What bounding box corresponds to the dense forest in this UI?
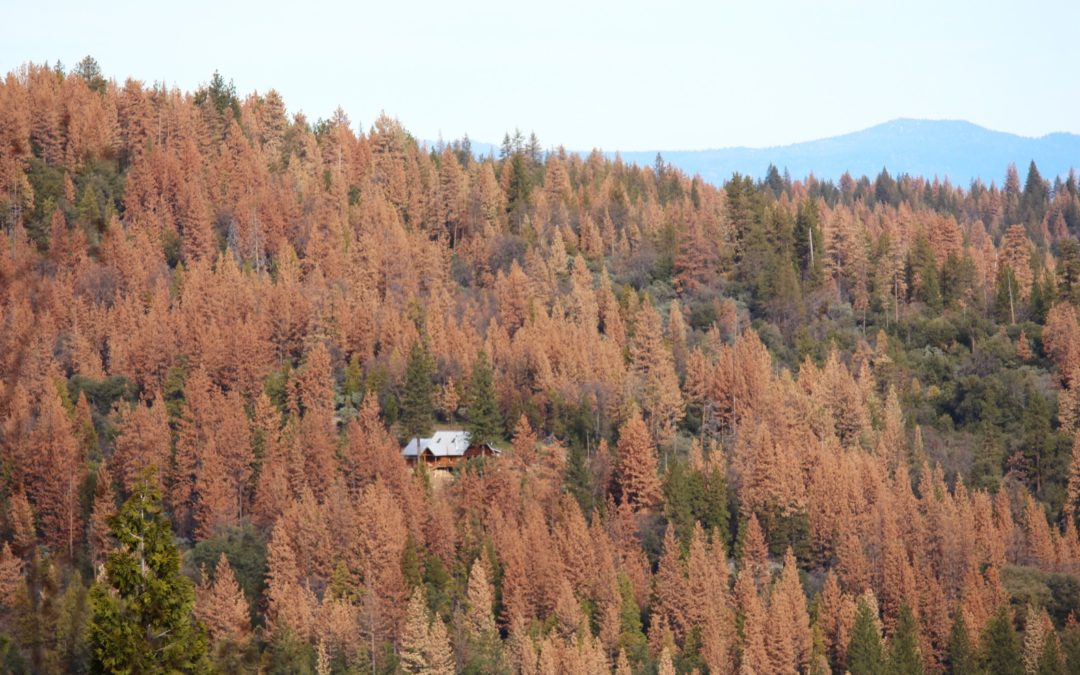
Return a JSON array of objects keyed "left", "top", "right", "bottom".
[{"left": 2, "top": 58, "right": 1080, "bottom": 674}]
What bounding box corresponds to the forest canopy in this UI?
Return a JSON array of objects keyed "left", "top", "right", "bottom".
[{"left": 1, "top": 58, "right": 1080, "bottom": 673}]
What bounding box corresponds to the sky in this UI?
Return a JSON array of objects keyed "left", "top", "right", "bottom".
[{"left": 3, "top": 0, "right": 1079, "bottom": 152}]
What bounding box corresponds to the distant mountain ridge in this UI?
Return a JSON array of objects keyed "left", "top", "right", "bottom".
[
  {"left": 433, "top": 119, "right": 1080, "bottom": 186},
  {"left": 610, "top": 119, "right": 1080, "bottom": 186}
]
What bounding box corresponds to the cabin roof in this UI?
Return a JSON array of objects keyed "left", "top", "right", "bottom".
[{"left": 402, "top": 430, "right": 498, "bottom": 458}]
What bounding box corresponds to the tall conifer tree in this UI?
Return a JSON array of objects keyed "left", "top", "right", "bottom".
[
  {"left": 885, "top": 603, "right": 923, "bottom": 675},
  {"left": 88, "top": 477, "right": 209, "bottom": 673},
  {"left": 465, "top": 350, "right": 501, "bottom": 446},
  {"left": 401, "top": 341, "right": 435, "bottom": 450},
  {"left": 981, "top": 608, "right": 1022, "bottom": 675},
  {"left": 947, "top": 612, "right": 978, "bottom": 675},
  {"left": 847, "top": 598, "right": 884, "bottom": 675}
]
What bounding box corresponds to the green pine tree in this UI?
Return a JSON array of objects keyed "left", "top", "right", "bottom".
[
  {"left": 847, "top": 598, "right": 885, "bottom": 675},
  {"left": 794, "top": 198, "right": 825, "bottom": 287},
  {"left": 907, "top": 233, "right": 942, "bottom": 312},
  {"left": 56, "top": 573, "right": 91, "bottom": 672},
  {"left": 87, "top": 476, "right": 210, "bottom": 673},
  {"left": 464, "top": 350, "right": 501, "bottom": 446},
  {"left": 662, "top": 460, "right": 703, "bottom": 547},
  {"left": 886, "top": 603, "right": 924, "bottom": 675},
  {"left": 265, "top": 631, "right": 315, "bottom": 675},
  {"left": 1056, "top": 238, "right": 1080, "bottom": 306},
  {"left": 401, "top": 533, "right": 423, "bottom": 591},
  {"left": 994, "top": 264, "right": 1021, "bottom": 324},
  {"left": 78, "top": 185, "right": 102, "bottom": 229},
  {"left": 809, "top": 624, "right": 832, "bottom": 675},
  {"left": 506, "top": 152, "right": 532, "bottom": 231},
  {"left": 727, "top": 174, "right": 767, "bottom": 289},
  {"left": 1061, "top": 620, "right": 1080, "bottom": 674},
  {"left": 1022, "top": 161, "right": 1048, "bottom": 227},
  {"left": 1037, "top": 634, "right": 1065, "bottom": 675},
  {"left": 703, "top": 465, "right": 729, "bottom": 545},
  {"left": 947, "top": 611, "right": 978, "bottom": 675},
  {"left": 661, "top": 459, "right": 728, "bottom": 550},
  {"left": 400, "top": 341, "right": 435, "bottom": 449},
  {"left": 970, "top": 424, "right": 1003, "bottom": 493},
  {"left": 73, "top": 55, "right": 106, "bottom": 94},
  {"left": 939, "top": 252, "right": 977, "bottom": 309},
  {"left": 564, "top": 443, "right": 594, "bottom": 516},
  {"left": 1030, "top": 268, "right": 1056, "bottom": 323},
  {"left": 676, "top": 626, "right": 706, "bottom": 674},
  {"left": 981, "top": 608, "right": 1022, "bottom": 675},
  {"left": 616, "top": 573, "right": 648, "bottom": 668}
]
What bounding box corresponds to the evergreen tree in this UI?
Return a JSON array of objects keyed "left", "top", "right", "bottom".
[
  {"left": 995, "top": 264, "right": 1022, "bottom": 324},
  {"left": 265, "top": 632, "right": 315, "bottom": 675},
  {"left": 762, "top": 209, "right": 804, "bottom": 329},
  {"left": 401, "top": 533, "right": 424, "bottom": 590},
  {"left": 87, "top": 476, "right": 209, "bottom": 673},
  {"left": 981, "top": 608, "right": 1022, "bottom": 675},
  {"left": 199, "top": 70, "right": 241, "bottom": 119},
  {"left": 1022, "top": 161, "right": 1048, "bottom": 228},
  {"left": 661, "top": 450, "right": 728, "bottom": 548},
  {"left": 564, "top": 443, "right": 595, "bottom": 516},
  {"left": 970, "top": 424, "right": 1003, "bottom": 493},
  {"left": 401, "top": 341, "right": 435, "bottom": 449},
  {"left": 464, "top": 350, "right": 502, "bottom": 446},
  {"left": 876, "top": 168, "right": 900, "bottom": 206},
  {"left": 616, "top": 573, "right": 648, "bottom": 668},
  {"left": 1056, "top": 238, "right": 1080, "bottom": 306},
  {"left": 809, "top": 625, "right": 832, "bottom": 675},
  {"left": 73, "top": 55, "right": 106, "bottom": 93},
  {"left": 1029, "top": 274, "right": 1050, "bottom": 324},
  {"left": 886, "top": 603, "right": 923, "bottom": 675},
  {"left": 1037, "top": 635, "right": 1065, "bottom": 675},
  {"left": 506, "top": 152, "right": 532, "bottom": 229},
  {"left": 763, "top": 164, "right": 785, "bottom": 197},
  {"left": 847, "top": 598, "right": 885, "bottom": 675},
  {"left": 939, "top": 252, "right": 977, "bottom": 309},
  {"left": 727, "top": 174, "right": 767, "bottom": 288},
  {"left": 907, "top": 233, "right": 942, "bottom": 311},
  {"left": 947, "top": 611, "right": 978, "bottom": 675},
  {"left": 1061, "top": 620, "right": 1080, "bottom": 674},
  {"left": 794, "top": 199, "right": 825, "bottom": 287}
]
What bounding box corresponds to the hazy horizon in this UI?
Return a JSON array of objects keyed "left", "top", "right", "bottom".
[
  {"left": 457, "top": 118, "right": 1080, "bottom": 155},
  {"left": 4, "top": 0, "right": 1079, "bottom": 152}
]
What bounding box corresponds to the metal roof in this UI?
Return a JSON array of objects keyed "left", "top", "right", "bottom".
[{"left": 402, "top": 430, "right": 483, "bottom": 458}]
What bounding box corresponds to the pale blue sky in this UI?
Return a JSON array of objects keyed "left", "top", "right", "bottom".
[{"left": 3, "top": 0, "right": 1078, "bottom": 151}]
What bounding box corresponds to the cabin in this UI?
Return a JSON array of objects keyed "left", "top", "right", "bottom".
[{"left": 402, "top": 430, "right": 499, "bottom": 470}]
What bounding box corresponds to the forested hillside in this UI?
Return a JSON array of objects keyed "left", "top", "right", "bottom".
[{"left": 3, "top": 59, "right": 1080, "bottom": 674}]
